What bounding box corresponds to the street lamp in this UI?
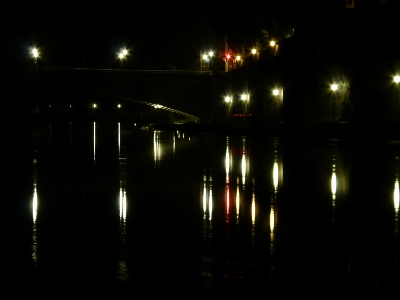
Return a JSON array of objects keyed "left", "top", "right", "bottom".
[
  {"left": 202, "top": 53, "right": 211, "bottom": 70},
  {"left": 225, "top": 96, "right": 232, "bottom": 103},
  {"left": 241, "top": 94, "right": 249, "bottom": 101},
  {"left": 251, "top": 48, "right": 257, "bottom": 55},
  {"left": 331, "top": 84, "right": 338, "bottom": 123},
  {"left": 118, "top": 104, "right": 121, "bottom": 108},
  {"left": 270, "top": 41, "right": 276, "bottom": 47},
  {"left": 93, "top": 103, "right": 97, "bottom": 108},
  {"left": 273, "top": 89, "right": 279, "bottom": 96},
  {"left": 32, "top": 48, "right": 39, "bottom": 59}
]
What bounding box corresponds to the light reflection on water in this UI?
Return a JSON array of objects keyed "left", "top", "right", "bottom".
[
  {"left": 32, "top": 158, "right": 38, "bottom": 268},
  {"left": 13, "top": 121, "right": 400, "bottom": 297}
]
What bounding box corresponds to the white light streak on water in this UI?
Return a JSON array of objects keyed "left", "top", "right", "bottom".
[
  {"left": 273, "top": 161, "right": 278, "bottom": 190},
  {"left": 395, "top": 178, "right": 399, "bottom": 210},
  {"left": 118, "top": 122, "right": 120, "bottom": 156},
  {"left": 331, "top": 171, "right": 337, "bottom": 200}
]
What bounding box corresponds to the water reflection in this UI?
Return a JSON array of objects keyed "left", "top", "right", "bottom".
[
  {"left": 32, "top": 158, "right": 38, "bottom": 268},
  {"left": 332, "top": 154, "right": 337, "bottom": 226},
  {"left": 270, "top": 143, "right": 281, "bottom": 276},
  {"left": 395, "top": 173, "right": 399, "bottom": 211},
  {"left": 117, "top": 124, "right": 128, "bottom": 282},
  {"left": 118, "top": 122, "right": 120, "bottom": 156},
  {"left": 154, "top": 131, "right": 161, "bottom": 168}
]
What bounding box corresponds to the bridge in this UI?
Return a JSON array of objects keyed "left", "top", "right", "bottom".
[{"left": 8, "top": 68, "right": 215, "bottom": 124}]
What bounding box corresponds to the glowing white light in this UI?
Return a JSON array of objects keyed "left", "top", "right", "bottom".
[
  {"left": 203, "top": 186, "right": 207, "bottom": 214},
  {"left": 118, "top": 122, "right": 120, "bottom": 156},
  {"left": 241, "top": 94, "right": 248, "bottom": 101},
  {"left": 208, "top": 51, "right": 213, "bottom": 57},
  {"left": 395, "top": 179, "right": 399, "bottom": 210},
  {"left": 32, "top": 48, "right": 39, "bottom": 58},
  {"left": 331, "top": 172, "right": 337, "bottom": 198},
  {"left": 241, "top": 154, "right": 246, "bottom": 184},
  {"left": 225, "top": 146, "right": 230, "bottom": 177},
  {"left": 119, "top": 188, "right": 127, "bottom": 220},
  {"left": 202, "top": 54, "right": 208, "bottom": 60},
  {"left": 118, "top": 104, "right": 121, "bottom": 108},
  {"left": 226, "top": 185, "right": 230, "bottom": 221},
  {"left": 120, "top": 188, "right": 123, "bottom": 218},
  {"left": 122, "top": 49, "right": 128, "bottom": 56},
  {"left": 209, "top": 188, "right": 213, "bottom": 220},
  {"left": 251, "top": 194, "right": 255, "bottom": 224},
  {"left": 270, "top": 41, "right": 276, "bottom": 47},
  {"left": 236, "top": 185, "right": 240, "bottom": 220},
  {"left": 273, "top": 89, "right": 279, "bottom": 96},
  {"left": 331, "top": 84, "right": 338, "bottom": 91},
  {"left": 225, "top": 96, "right": 231, "bottom": 102},
  {"left": 251, "top": 48, "right": 257, "bottom": 54},
  {"left": 93, "top": 103, "right": 97, "bottom": 108},
  {"left": 236, "top": 55, "right": 241, "bottom": 61},
  {"left": 123, "top": 191, "right": 127, "bottom": 220},
  {"left": 394, "top": 76, "right": 400, "bottom": 84},
  {"left": 33, "top": 185, "right": 38, "bottom": 222},
  {"left": 153, "top": 131, "right": 161, "bottom": 168},
  {"left": 119, "top": 53, "right": 124, "bottom": 59},
  {"left": 273, "top": 161, "right": 279, "bottom": 190}
]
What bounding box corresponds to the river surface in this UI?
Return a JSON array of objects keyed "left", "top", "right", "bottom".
[{"left": 1, "top": 121, "right": 399, "bottom": 298}]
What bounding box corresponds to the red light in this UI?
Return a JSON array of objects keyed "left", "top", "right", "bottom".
[{"left": 226, "top": 54, "right": 231, "bottom": 60}]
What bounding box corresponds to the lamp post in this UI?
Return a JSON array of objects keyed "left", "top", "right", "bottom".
[
  {"left": 236, "top": 55, "right": 241, "bottom": 68},
  {"left": 202, "top": 51, "right": 213, "bottom": 71},
  {"left": 118, "top": 49, "right": 128, "bottom": 68},
  {"left": 331, "top": 84, "right": 338, "bottom": 123},
  {"left": 395, "top": 75, "right": 400, "bottom": 120}
]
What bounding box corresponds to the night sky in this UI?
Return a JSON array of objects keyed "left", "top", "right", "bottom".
[{"left": 1, "top": 1, "right": 399, "bottom": 70}]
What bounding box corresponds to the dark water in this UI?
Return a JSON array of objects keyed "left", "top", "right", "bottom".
[{"left": 1, "top": 121, "right": 399, "bottom": 298}]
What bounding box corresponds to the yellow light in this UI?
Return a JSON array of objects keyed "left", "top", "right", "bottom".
[
  {"left": 394, "top": 75, "right": 400, "bottom": 83},
  {"left": 241, "top": 94, "right": 248, "bottom": 101},
  {"left": 331, "top": 84, "right": 338, "bottom": 91},
  {"left": 251, "top": 48, "right": 257, "bottom": 55},
  {"left": 208, "top": 51, "right": 213, "bottom": 57},
  {"left": 118, "top": 104, "right": 121, "bottom": 108},
  {"left": 32, "top": 48, "right": 39, "bottom": 58},
  {"left": 270, "top": 207, "right": 275, "bottom": 230},
  {"left": 236, "top": 55, "right": 241, "bottom": 61},
  {"left": 270, "top": 41, "right": 276, "bottom": 47},
  {"left": 273, "top": 89, "right": 279, "bottom": 96},
  {"left": 202, "top": 54, "right": 208, "bottom": 60},
  {"left": 225, "top": 96, "right": 231, "bottom": 102},
  {"left": 122, "top": 49, "right": 128, "bottom": 56},
  {"left": 93, "top": 103, "right": 97, "bottom": 108}
]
